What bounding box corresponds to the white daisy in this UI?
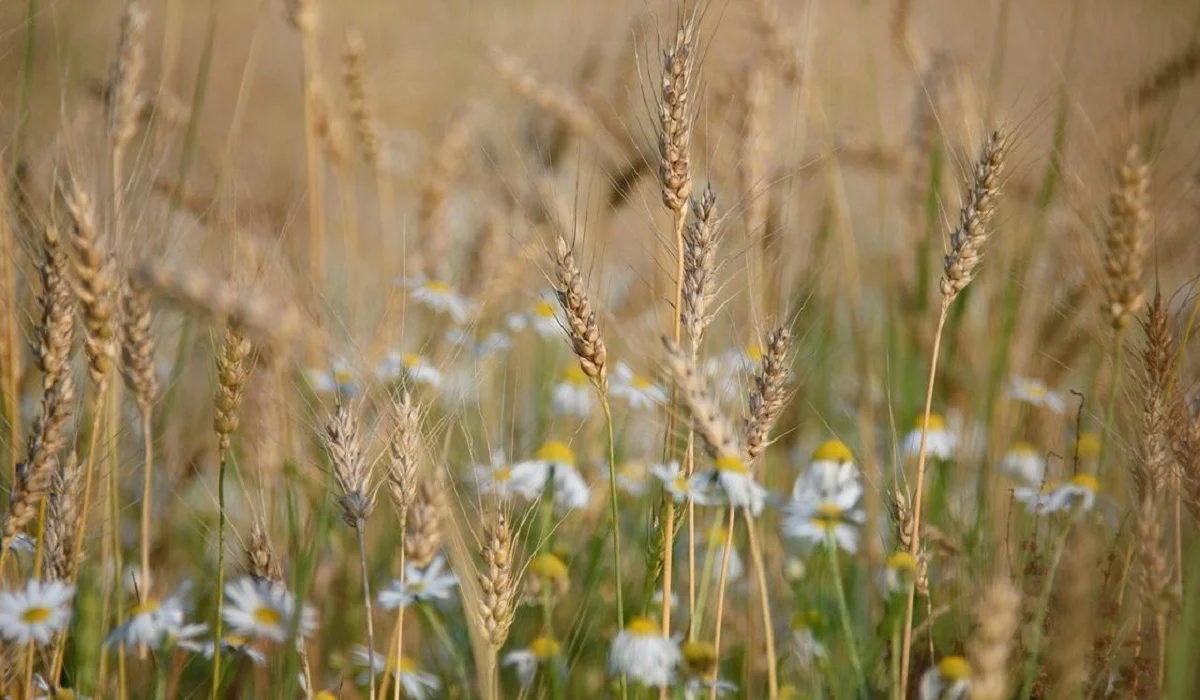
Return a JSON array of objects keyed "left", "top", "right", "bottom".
[
  {"left": 901, "top": 413, "right": 958, "bottom": 461},
  {"left": 105, "top": 582, "right": 202, "bottom": 649},
  {"left": 919, "top": 655, "right": 972, "bottom": 700},
  {"left": 0, "top": 579, "right": 75, "bottom": 645},
  {"left": 446, "top": 327, "right": 511, "bottom": 357},
  {"left": 377, "top": 352, "right": 443, "bottom": 389},
  {"left": 651, "top": 461, "right": 706, "bottom": 504},
  {"left": 608, "top": 616, "right": 681, "bottom": 687},
  {"left": 506, "top": 299, "right": 563, "bottom": 338},
  {"left": 473, "top": 450, "right": 518, "bottom": 499},
  {"left": 510, "top": 441, "right": 591, "bottom": 512},
  {"left": 221, "top": 577, "right": 317, "bottom": 643},
  {"left": 523, "top": 553, "right": 571, "bottom": 605},
  {"left": 404, "top": 278, "right": 478, "bottom": 324},
  {"left": 502, "top": 635, "right": 564, "bottom": 689},
  {"left": 1042, "top": 473, "right": 1100, "bottom": 514},
  {"left": 1007, "top": 376, "right": 1067, "bottom": 413},
  {"left": 352, "top": 646, "right": 441, "bottom": 698},
  {"left": 793, "top": 439, "right": 862, "bottom": 504},
  {"left": 605, "top": 460, "right": 648, "bottom": 496},
  {"left": 305, "top": 356, "right": 359, "bottom": 396},
  {"left": 879, "top": 551, "right": 919, "bottom": 596},
  {"left": 1013, "top": 481, "right": 1057, "bottom": 514},
  {"left": 377, "top": 556, "right": 459, "bottom": 610},
  {"left": 782, "top": 477, "right": 865, "bottom": 553},
  {"left": 32, "top": 674, "right": 91, "bottom": 700},
  {"left": 610, "top": 362, "right": 668, "bottom": 409},
  {"left": 551, "top": 365, "right": 594, "bottom": 418},
  {"left": 690, "top": 456, "right": 768, "bottom": 516},
  {"left": 791, "top": 610, "right": 828, "bottom": 667},
  {"left": 177, "top": 633, "right": 267, "bottom": 665},
  {"left": 684, "top": 677, "right": 738, "bottom": 699},
  {"left": 1001, "top": 442, "right": 1045, "bottom": 486}
]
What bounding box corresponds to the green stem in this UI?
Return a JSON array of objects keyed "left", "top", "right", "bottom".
[
  {"left": 1098, "top": 330, "right": 1127, "bottom": 475},
  {"left": 827, "top": 533, "right": 866, "bottom": 695},
  {"left": 601, "top": 396, "right": 625, "bottom": 628},
  {"left": 212, "top": 451, "right": 228, "bottom": 699},
  {"left": 1017, "top": 522, "right": 1073, "bottom": 700}
]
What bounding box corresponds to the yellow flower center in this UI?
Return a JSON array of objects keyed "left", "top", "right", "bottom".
[
  {"left": 493, "top": 466, "right": 513, "bottom": 483},
  {"left": 315, "top": 692, "right": 337, "bottom": 700},
  {"left": 333, "top": 368, "right": 354, "bottom": 385},
  {"left": 423, "top": 280, "right": 453, "bottom": 295},
  {"left": 398, "top": 655, "right": 418, "bottom": 673},
  {"left": 224, "top": 634, "right": 249, "bottom": 647},
  {"left": 915, "top": 413, "right": 946, "bottom": 431},
  {"left": 812, "top": 439, "right": 853, "bottom": 463},
  {"left": 625, "top": 616, "right": 659, "bottom": 636},
  {"left": 252, "top": 606, "right": 283, "bottom": 627},
  {"left": 791, "top": 609, "right": 822, "bottom": 631},
  {"left": 707, "top": 525, "right": 730, "bottom": 546},
  {"left": 561, "top": 365, "right": 589, "bottom": 385},
  {"left": 409, "top": 581, "right": 426, "bottom": 594},
  {"left": 1022, "top": 381, "right": 1047, "bottom": 398},
  {"left": 672, "top": 476, "right": 689, "bottom": 494},
  {"left": 1070, "top": 474, "right": 1099, "bottom": 492},
  {"left": 1076, "top": 432, "right": 1101, "bottom": 459},
  {"left": 531, "top": 635, "right": 561, "bottom": 660},
  {"left": 54, "top": 691, "right": 77, "bottom": 700},
  {"left": 1008, "top": 441, "right": 1038, "bottom": 457},
  {"left": 886, "top": 551, "right": 917, "bottom": 573},
  {"left": 631, "top": 374, "right": 654, "bottom": 390},
  {"left": 682, "top": 640, "right": 718, "bottom": 675},
  {"left": 745, "top": 344, "right": 763, "bottom": 363},
  {"left": 535, "top": 441, "right": 575, "bottom": 465},
  {"left": 529, "top": 553, "right": 569, "bottom": 581},
  {"left": 533, "top": 301, "right": 556, "bottom": 318},
  {"left": 403, "top": 354, "right": 423, "bottom": 369},
  {"left": 713, "top": 455, "right": 748, "bottom": 474},
  {"left": 938, "top": 655, "right": 971, "bottom": 681},
  {"left": 131, "top": 599, "right": 161, "bottom": 616},
  {"left": 811, "top": 502, "right": 844, "bottom": 529},
  {"left": 20, "top": 606, "right": 52, "bottom": 624}
]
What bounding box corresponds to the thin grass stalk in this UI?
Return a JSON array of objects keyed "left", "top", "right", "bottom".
[
  {"left": 357, "top": 524, "right": 378, "bottom": 700},
  {"left": 601, "top": 396, "right": 626, "bottom": 629},
  {"left": 707, "top": 508, "right": 736, "bottom": 698},
  {"left": 1017, "top": 523, "right": 1073, "bottom": 700},
  {"left": 742, "top": 508, "right": 778, "bottom": 697},
  {"left": 827, "top": 532, "right": 867, "bottom": 694}
]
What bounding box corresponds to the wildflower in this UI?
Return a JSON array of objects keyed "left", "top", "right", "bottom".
[
  {"left": 608, "top": 616, "right": 681, "bottom": 687},
  {"left": 652, "top": 461, "right": 707, "bottom": 504},
  {"left": 919, "top": 655, "right": 971, "bottom": 700},
  {"left": 783, "top": 467, "right": 865, "bottom": 553},
  {"left": 681, "top": 640, "right": 719, "bottom": 678},
  {"left": 178, "top": 633, "right": 267, "bottom": 665},
  {"left": 523, "top": 552, "right": 571, "bottom": 604},
  {"left": 551, "top": 365, "right": 594, "bottom": 418},
  {"left": 404, "top": 278, "right": 478, "bottom": 324},
  {"left": 352, "top": 646, "right": 441, "bottom": 698},
  {"left": 694, "top": 526, "right": 742, "bottom": 581},
  {"left": 305, "top": 356, "right": 359, "bottom": 396},
  {"left": 221, "top": 577, "right": 317, "bottom": 643},
  {"left": 0, "top": 579, "right": 74, "bottom": 645},
  {"left": 473, "top": 450, "right": 520, "bottom": 500},
  {"left": 32, "top": 675, "right": 91, "bottom": 700},
  {"left": 1013, "top": 481, "right": 1057, "bottom": 514},
  {"left": 506, "top": 299, "right": 563, "bottom": 338},
  {"left": 1001, "top": 442, "right": 1045, "bottom": 486},
  {"left": 377, "top": 351, "right": 443, "bottom": 389},
  {"left": 1043, "top": 473, "right": 1100, "bottom": 514},
  {"left": 502, "top": 635, "right": 564, "bottom": 689},
  {"left": 691, "top": 456, "right": 768, "bottom": 516},
  {"left": 8, "top": 533, "right": 36, "bottom": 554},
  {"left": 446, "top": 327, "right": 511, "bottom": 356},
  {"left": 790, "top": 610, "right": 828, "bottom": 667},
  {"left": 1007, "top": 376, "right": 1066, "bottom": 413},
  {"left": 1075, "top": 432, "right": 1101, "bottom": 461},
  {"left": 610, "top": 362, "right": 667, "bottom": 409},
  {"left": 106, "top": 582, "right": 203, "bottom": 649},
  {"left": 793, "top": 439, "right": 861, "bottom": 503},
  {"left": 901, "top": 413, "right": 958, "bottom": 461},
  {"left": 880, "top": 551, "right": 918, "bottom": 596},
  {"left": 685, "top": 677, "right": 738, "bottom": 699},
  {"left": 377, "top": 556, "right": 459, "bottom": 610},
  {"left": 606, "top": 460, "right": 648, "bottom": 496},
  {"left": 510, "top": 441, "right": 591, "bottom": 511}
]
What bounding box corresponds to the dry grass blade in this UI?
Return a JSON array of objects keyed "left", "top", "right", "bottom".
[
  {"left": 107, "top": 0, "right": 146, "bottom": 153},
  {"left": 1127, "top": 43, "right": 1200, "bottom": 110},
  {"left": 136, "top": 262, "right": 300, "bottom": 342},
  {"left": 416, "top": 114, "right": 472, "bottom": 281},
  {"left": 342, "top": 28, "right": 383, "bottom": 168}
]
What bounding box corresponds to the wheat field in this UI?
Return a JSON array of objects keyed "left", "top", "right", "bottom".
[{"left": 0, "top": 0, "right": 1198, "bottom": 697}]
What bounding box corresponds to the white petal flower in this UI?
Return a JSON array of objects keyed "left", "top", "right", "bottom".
[
  {"left": 879, "top": 551, "right": 919, "bottom": 596},
  {"left": 794, "top": 439, "right": 861, "bottom": 504},
  {"left": 791, "top": 611, "right": 828, "bottom": 667},
  {"left": 552, "top": 366, "right": 594, "bottom": 418},
  {"left": 507, "top": 299, "right": 563, "bottom": 338},
  {"left": 510, "top": 441, "right": 591, "bottom": 512},
  {"left": 606, "top": 460, "right": 648, "bottom": 496},
  {"left": 352, "top": 646, "right": 442, "bottom": 698},
  {"left": 377, "top": 352, "right": 443, "bottom": 388},
  {"left": 690, "top": 456, "right": 768, "bottom": 516},
  {"left": 693, "top": 526, "right": 743, "bottom": 581},
  {"left": 305, "top": 356, "right": 358, "bottom": 396},
  {"left": 782, "top": 476, "right": 865, "bottom": 553},
  {"left": 221, "top": 577, "right": 316, "bottom": 643},
  {"left": 610, "top": 362, "right": 667, "bottom": 410},
  {"left": 919, "top": 655, "right": 972, "bottom": 700},
  {"left": 177, "top": 634, "right": 267, "bottom": 666},
  {"left": 608, "top": 617, "right": 681, "bottom": 687},
  {"left": 106, "top": 581, "right": 201, "bottom": 649},
  {"left": 901, "top": 413, "right": 958, "bottom": 461},
  {"left": 377, "top": 556, "right": 459, "bottom": 611},
  {"left": 652, "top": 461, "right": 706, "bottom": 504},
  {"left": 502, "top": 636, "right": 564, "bottom": 689},
  {"left": 684, "top": 677, "right": 738, "bottom": 699},
  {"left": 1042, "top": 474, "right": 1100, "bottom": 514},
  {"left": 1001, "top": 442, "right": 1045, "bottom": 486},
  {"left": 1007, "top": 376, "right": 1067, "bottom": 413},
  {"left": 0, "top": 579, "right": 75, "bottom": 645},
  {"left": 404, "top": 279, "right": 478, "bottom": 324}
]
